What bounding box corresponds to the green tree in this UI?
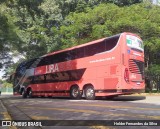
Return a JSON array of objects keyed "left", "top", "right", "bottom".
[
  {"left": 2, "top": 81, "right": 13, "bottom": 88},
  {"left": 1, "top": 0, "right": 143, "bottom": 61},
  {"left": 60, "top": 3, "right": 160, "bottom": 65},
  {"left": 0, "top": 1, "right": 21, "bottom": 70}
]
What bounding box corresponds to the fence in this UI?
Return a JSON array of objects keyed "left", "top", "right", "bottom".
[{"left": 0, "top": 87, "right": 13, "bottom": 94}]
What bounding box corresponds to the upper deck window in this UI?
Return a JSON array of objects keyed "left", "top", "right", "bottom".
[
  {"left": 37, "top": 35, "right": 120, "bottom": 67},
  {"left": 105, "top": 35, "right": 119, "bottom": 51}
]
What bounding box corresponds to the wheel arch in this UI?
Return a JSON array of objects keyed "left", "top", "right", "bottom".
[
  {"left": 70, "top": 84, "right": 79, "bottom": 90},
  {"left": 83, "top": 83, "right": 94, "bottom": 90},
  {"left": 26, "top": 87, "right": 32, "bottom": 95}
]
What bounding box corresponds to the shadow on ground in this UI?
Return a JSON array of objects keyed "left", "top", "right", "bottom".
[{"left": 0, "top": 94, "right": 146, "bottom": 102}]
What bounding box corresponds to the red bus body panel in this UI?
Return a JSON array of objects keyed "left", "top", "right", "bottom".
[{"left": 19, "top": 32, "right": 145, "bottom": 97}]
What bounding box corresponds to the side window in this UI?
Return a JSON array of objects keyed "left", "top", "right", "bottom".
[
  {"left": 45, "top": 74, "right": 52, "bottom": 83},
  {"left": 96, "top": 41, "right": 105, "bottom": 54},
  {"left": 50, "top": 55, "right": 58, "bottom": 64},
  {"left": 67, "top": 50, "right": 77, "bottom": 60},
  {"left": 29, "top": 76, "right": 34, "bottom": 84},
  {"left": 37, "top": 57, "right": 46, "bottom": 67},
  {"left": 44, "top": 56, "right": 51, "bottom": 65},
  {"left": 33, "top": 75, "right": 45, "bottom": 83},
  {"left": 85, "top": 44, "right": 97, "bottom": 56},
  {"left": 77, "top": 48, "right": 84, "bottom": 58},
  {"left": 105, "top": 36, "right": 119, "bottom": 51},
  {"left": 85, "top": 41, "right": 106, "bottom": 56},
  {"left": 38, "top": 56, "right": 52, "bottom": 66},
  {"left": 36, "top": 35, "right": 120, "bottom": 66},
  {"left": 45, "top": 73, "right": 58, "bottom": 83},
  {"left": 65, "top": 52, "right": 71, "bottom": 61},
  {"left": 55, "top": 52, "right": 67, "bottom": 63}
]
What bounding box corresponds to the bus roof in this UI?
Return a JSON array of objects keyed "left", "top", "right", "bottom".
[{"left": 42, "top": 32, "right": 140, "bottom": 57}]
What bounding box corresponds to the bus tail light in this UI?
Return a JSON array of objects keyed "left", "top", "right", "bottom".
[{"left": 124, "top": 68, "right": 129, "bottom": 83}]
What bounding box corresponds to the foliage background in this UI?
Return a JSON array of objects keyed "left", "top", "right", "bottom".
[{"left": 0, "top": 0, "right": 160, "bottom": 91}]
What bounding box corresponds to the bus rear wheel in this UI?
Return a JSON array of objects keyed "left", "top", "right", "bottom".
[
  {"left": 84, "top": 86, "right": 95, "bottom": 100},
  {"left": 70, "top": 86, "right": 81, "bottom": 99}
]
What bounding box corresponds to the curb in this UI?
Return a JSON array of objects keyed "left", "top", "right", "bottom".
[
  {"left": 0, "top": 100, "right": 17, "bottom": 129},
  {"left": 132, "top": 93, "right": 160, "bottom": 96}
]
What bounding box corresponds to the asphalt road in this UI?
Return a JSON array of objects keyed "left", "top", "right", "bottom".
[{"left": 0, "top": 94, "right": 160, "bottom": 129}]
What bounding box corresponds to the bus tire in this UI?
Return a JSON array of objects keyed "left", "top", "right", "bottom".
[
  {"left": 22, "top": 89, "right": 27, "bottom": 98},
  {"left": 28, "top": 89, "right": 33, "bottom": 98},
  {"left": 84, "top": 86, "right": 95, "bottom": 100},
  {"left": 70, "top": 86, "right": 81, "bottom": 99}
]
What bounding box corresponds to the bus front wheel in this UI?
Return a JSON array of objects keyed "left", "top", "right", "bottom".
[
  {"left": 28, "top": 89, "right": 33, "bottom": 98},
  {"left": 84, "top": 86, "right": 95, "bottom": 100},
  {"left": 22, "top": 89, "right": 27, "bottom": 98},
  {"left": 70, "top": 86, "right": 81, "bottom": 99}
]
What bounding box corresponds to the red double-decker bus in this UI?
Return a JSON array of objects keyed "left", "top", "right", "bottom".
[{"left": 11, "top": 32, "right": 145, "bottom": 99}]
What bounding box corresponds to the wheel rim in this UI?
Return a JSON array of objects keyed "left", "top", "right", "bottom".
[
  {"left": 86, "top": 88, "right": 94, "bottom": 98},
  {"left": 72, "top": 88, "right": 79, "bottom": 97},
  {"left": 22, "top": 90, "right": 27, "bottom": 98},
  {"left": 22, "top": 90, "right": 25, "bottom": 95},
  {"left": 29, "top": 90, "right": 32, "bottom": 97}
]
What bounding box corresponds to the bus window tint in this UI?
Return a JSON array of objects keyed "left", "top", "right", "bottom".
[
  {"left": 85, "top": 36, "right": 119, "bottom": 56},
  {"left": 85, "top": 41, "right": 105, "bottom": 56},
  {"left": 69, "top": 49, "right": 77, "bottom": 60},
  {"left": 77, "top": 47, "right": 84, "bottom": 58},
  {"left": 85, "top": 44, "right": 97, "bottom": 56},
  {"left": 37, "top": 35, "right": 120, "bottom": 67},
  {"left": 38, "top": 58, "right": 46, "bottom": 66},
  {"left": 33, "top": 75, "right": 45, "bottom": 83},
  {"left": 105, "top": 35, "right": 119, "bottom": 51},
  {"left": 95, "top": 41, "right": 106, "bottom": 54}
]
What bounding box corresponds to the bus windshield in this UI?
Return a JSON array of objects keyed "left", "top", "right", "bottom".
[{"left": 126, "top": 35, "right": 144, "bottom": 52}]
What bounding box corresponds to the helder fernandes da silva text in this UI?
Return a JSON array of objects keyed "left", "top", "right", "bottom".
[{"left": 114, "top": 121, "right": 158, "bottom": 126}]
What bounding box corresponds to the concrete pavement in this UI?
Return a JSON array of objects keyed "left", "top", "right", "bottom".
[
  {"left": 0, "top": 98, "right": 12, "bottom": 129},
  {"left": 0, "top": 93, "right": 160, "bottom": 129}
]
